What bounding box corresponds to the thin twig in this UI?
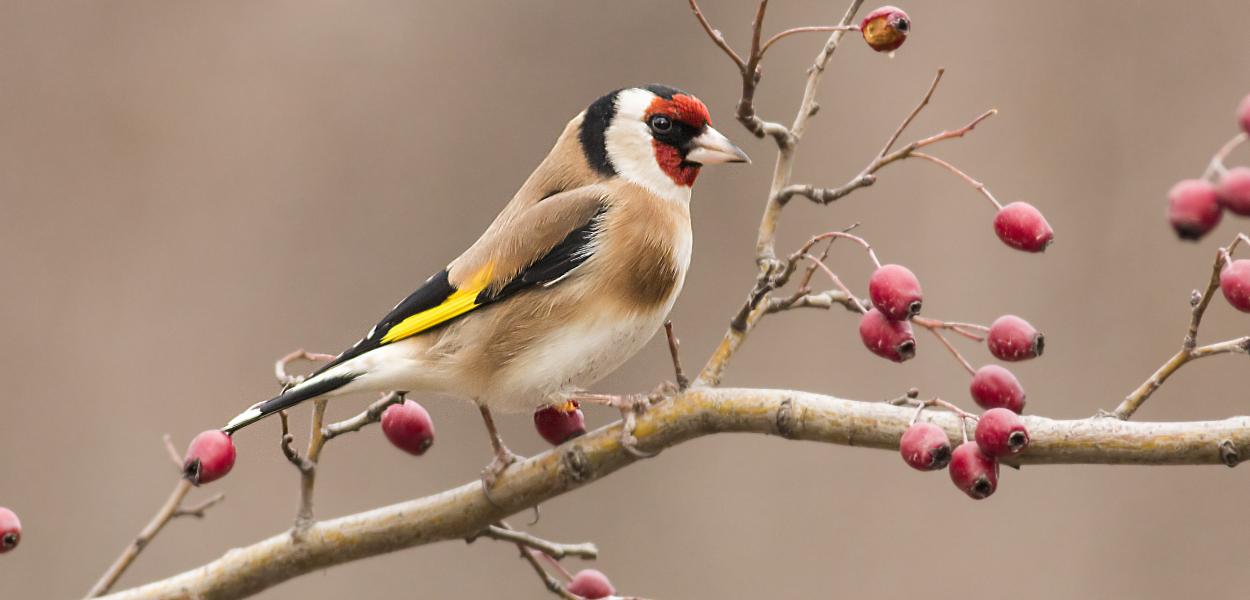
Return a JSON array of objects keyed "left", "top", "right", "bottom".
[
  {"left": 87, "top": 434, "right": 229, "bottom": 597},
  {"left": 467, "top": 524, "right": 598, "bottom": 560},
  {"left": 663, "top": 322, "right": 690, "bottom": 390},
  {"left": 1114, "top": 236, "right": 1250, "bottom": 419},
  {"left": 910, "top": 151, "right": 1003, "bottom": 210},
  {"left": 760, "top": 25, "right": 859, "bottom": 56},
  {"left": 520, "top": 549, "right": 579, "bottom": 600},
  {"left": 322, "top": 392, "right": 405, "bottom": 441},
  {"left": 86, "top": 479, "right": 195, "bottom": 597},
  {"left": 274, "top": 349, "right": 335, "bottom": 387},
  {"left": 293, "top": 399, "right": 329, "bottom": 535},
  {"left": 172, "top": 493, "right": 226, "bottom": 519},
  {"left": 686, "top": 0, "right": 746, "bottom": 70},
  {"left": 777, "top": 107, "right": 997, "bottom": 206},
  {"left": 920, "top": 325, "right": 977, "bottom": 376},
  {"left": 161, "top": 434, "right": 183, "bottom": 470},
  {"left": 880, "top": 68, "right": 945, "bottom": 157},
  {"left": 1202, "top": 132, "right": 1248, "bottom": 180}
]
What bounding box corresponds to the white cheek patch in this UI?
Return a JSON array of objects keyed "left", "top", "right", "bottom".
[{"left": 605, "top": 89, "right": 692, "bottom": 204}]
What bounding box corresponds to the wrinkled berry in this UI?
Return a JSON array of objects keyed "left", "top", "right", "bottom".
[
  {"left": 899, "top": 422, "right": 952, "bottom": 471},
  {"left": 858, "top": 308, "right": 916, "bottom": 362},
  {"left": 1217, "top": 167, "right": 1250, "bottom": 216},
  {"left": 0, "top": 508, "right": 19, "bottom": 554},
  {"left": 1168, "top": 179, "right": 1222, "bottom": 241},
  {"left": 381, "top": 399, "right": 435, "bottom": 456},
  {"left": 969, "top": 365, "right": 1026, "bottom": 413},
  {"left": 534, "top": 400, "right": 587, "bottom": 446},
  {"left": 567, "top": 569, "right": 615, "bottom": 599},
  {"left": 869, "top": 264, "right": 923, "bottom": 320},
  {"left": 975, "top": 408, "right": 1030, "bottom": 457},
  {"left": 993, "top": 202, "right": 1054, "bottom": 252},
  {"left": 949, "top": 442, "right": 998, "bottom": 499},
  {"left": 182, "top": 430, "right": 237, "bottom": 486},
  {"left": 1221, "top": 259, "right": 1250, "bottom": 313},
  {"left": 987, "top": 315, "right": 1043, "bottom": 362},
  {"left": 860, "top": 6, "right": 910, "bottom": 52}
]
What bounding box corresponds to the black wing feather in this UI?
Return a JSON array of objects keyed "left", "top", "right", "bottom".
[{"left": 311, "top": 207, "right": 604, "bottom": 377}]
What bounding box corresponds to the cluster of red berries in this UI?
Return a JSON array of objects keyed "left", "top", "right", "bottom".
[
  {"left": 900, "top": 407, "right": 1029, "bottom": 499},
  {"left": 534, "top": 400, "right": 588, "bottom": 446},
  {"left": 0, "top": 507, "right": 19, "bottom": 554},
  {"left": 858, "top": 263, "right": 924, "bottom": 361},
  {"left": 1167, "top": 93, "right": 1250, "bottom": 240}
]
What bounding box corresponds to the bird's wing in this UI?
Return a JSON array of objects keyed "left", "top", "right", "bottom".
[{"left": 310, "top": 185, "right": 610, "bottom": 376}]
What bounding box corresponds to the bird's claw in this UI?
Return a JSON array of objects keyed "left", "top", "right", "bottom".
[
  {"left": 480, "top": 448, "right": 519, "bottom": 491},
  {"left": 617, "top": 394, "right": 657, "bottom": 459}
]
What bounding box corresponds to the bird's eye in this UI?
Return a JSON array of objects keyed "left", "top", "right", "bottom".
[
  {"left": 649, "top": 115, "right": 673, "bottom": 133},
  {"left": 893, "top": 17, "right": 910, "bottom": 32}
]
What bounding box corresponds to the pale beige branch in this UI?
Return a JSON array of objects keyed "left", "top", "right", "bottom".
[{"left": 101, "top": 387, "right": 1250, "bottom": 600}]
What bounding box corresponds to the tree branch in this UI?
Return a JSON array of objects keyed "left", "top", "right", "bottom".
[{"left": 100, "top": 386, "right": 1250, "bottom": 600}]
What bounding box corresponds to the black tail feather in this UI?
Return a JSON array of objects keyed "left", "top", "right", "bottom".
[{"left": 222, "top": 373, "right": 358, "bottom": 433}]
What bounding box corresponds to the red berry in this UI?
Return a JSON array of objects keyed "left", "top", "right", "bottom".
[
  {"left": 858, "top": 308, "right": 916, "bottom": 362},
  {"left": 898, "top": 422, "right": 952, "bottom": 471},
  {"left": 182, "top": 430, "right": 237, "bottom": 486},
  {"left": 974, "top": 408, "right": 1030, "bottom": 457},
  {"left": 949, "top": 442, "right": 999, "bottom": 500},
  {"left": 969, "top": 365, "right": 1026, "bottom": 413},
  {"left": 993, "top": 202, "right": 1054, "bottom": 252},
  {"left": 381, "top": 399, "right": 435, "bottom": 456},
  {"left": 1217, "top": 167, "right": 1250, "bottom": 216},
  {"left": 1168, "top": 179, "right": 1222, "bottom": 241},
  {"left": 987, "top": 315, "right": 1043, "bottom": 362},
  {"left": 869, "top": 264, "right": 923, "bottom": 320},
  {"left": 0, "top": 507, "right": 20, "bottom": 554},
  {"left": 534, "top": 400, "right": 587, "bottom": 445},
  {"left": 567, "top": 569, "right": 615, "bottom": 599},
  {"left": 1238, "top": 93, "right": 1250, "bottom": 136},
  {"left": 1220, "top": 259, "right": 1250, "bottom": 313},
  {"left": 860, "top": 6, "right": 910, "bottom": 52}
]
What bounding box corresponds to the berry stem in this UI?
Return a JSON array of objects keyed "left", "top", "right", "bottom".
[
  {"left": 803, "top": 230, "right": 882, "bottom": 268},
  {"left": 910, "top": 151, "right": 1004, "bottom": 210},
  {"left": 913, "top": 316, "right": 989, "bottom": 342},
  {"left": 760, "top": 25, "right": 860, "bottom": 56},
  {"left": 1202, "top": 132, "right": 1248, "bottom": 181},
  {"left": 921, "top": 325, "right": 977, "bottom": 376},
  {"left": 802, "top": 253, "right": 866, "bottom": 313}
]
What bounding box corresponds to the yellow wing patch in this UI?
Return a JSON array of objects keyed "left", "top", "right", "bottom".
[{"left": 379, "top": 265, "right": 494, "bottom": 344}]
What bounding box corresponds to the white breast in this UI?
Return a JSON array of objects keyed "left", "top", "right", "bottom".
[{"left": 485, "top": 228, "right": 691, "bottom": 412}]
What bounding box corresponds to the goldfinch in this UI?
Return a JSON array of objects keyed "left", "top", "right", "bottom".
[{"left": 224, "top": 85, "right": 748, "bottom": 483}]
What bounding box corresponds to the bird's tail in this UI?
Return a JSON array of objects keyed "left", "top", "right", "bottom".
[{"left": 222, "top": 372, "right": 359, "bottom": 434}]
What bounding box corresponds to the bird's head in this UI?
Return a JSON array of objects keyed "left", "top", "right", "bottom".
[{"left": 580, "top": 85, "right": 749, "bottom": 202}]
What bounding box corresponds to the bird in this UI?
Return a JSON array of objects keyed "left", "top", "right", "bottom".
[{"left": 223, "top": 84, "right": 749, "bottom": 485}]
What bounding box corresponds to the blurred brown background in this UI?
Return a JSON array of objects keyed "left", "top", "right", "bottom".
[{"left": 3, "top": 1, "right": 1250, "bottom": 598}]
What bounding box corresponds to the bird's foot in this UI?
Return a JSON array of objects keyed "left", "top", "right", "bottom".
[
  {"left": 649, "top": 380, "right": 680, "bottom": 402},
  {"left": 569, "top": 392, "right": 660, "bottom": 458},
  {"left": 480, "top": 446, "right": 520, "bottom": 491},
  {"left": 613, "top": 393, "right": 657, "bottom": 459}
]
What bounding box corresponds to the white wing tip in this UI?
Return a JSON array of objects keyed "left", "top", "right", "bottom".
[{"left": 225, "top": 406, "right": 263, "bottom": 431}]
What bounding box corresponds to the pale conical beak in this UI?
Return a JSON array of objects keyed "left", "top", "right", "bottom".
[{"left": 685, "top": 126, "right": 751, "bottom": 165}]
